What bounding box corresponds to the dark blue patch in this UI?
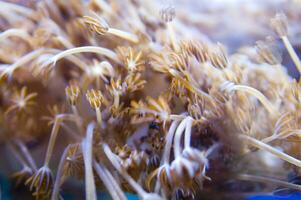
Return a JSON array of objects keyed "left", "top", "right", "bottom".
[
  {"left": 0, "top": 175, "right": 11, "bottom": 200},
  {"left": 247, "top": 193, "right": 301, "bottom": 200}
]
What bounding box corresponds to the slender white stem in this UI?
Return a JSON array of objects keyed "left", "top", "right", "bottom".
[
  {"left": 95, "top": 107, "right": 103, "bottom": 128},
  {"left": 261, "top": 113, "right": 292, "bottom": 143},
  {"left": 43, "top": 114, "right": 76, "bottom": 166},
  {"left": 44, "top": 118, "right": 62, "bottom": 166},
  {"left": 153, "top": 120, "right": 180, "bottom": 194},
  {"left": 82, "top": 123, "right": 97, "bottom": 200},
  {"left": 51, "top": 46, "right": 119, "bottom": 66},
  {"left": 280, "top": 130, "right": 301, "bottom": 139},
  {"left": 238, "top": 174, "right": 301, "bottom": 191},
  {"left": 281, "top": 36, "right": 301, "bottom": 74},
  {"left": 0, "top": 49, "right": 45, "bottom": 79},
  {"left": 54, "top": 36, "right": 75, "bottom": 49},
  {"left": 184, "top": 117, "right": 193, "bottom": 149},
  {"left": 15, "top": 140, "right": 37, "bottom": 171},
  {"left": 7, "top": 142, "right": 29, "bottom": 169},
  {"left": 108, "top": 28, "right": 139, "bottom": 43},
  {"left": 0, "top": 29, "right": 31, "bottom": 43},
  {"left": 101, "top": 166, "right": 127, "bottom": 200},
  {"left": 261, "top": 134, "right": 279, "bottom": 144},
  {"left": 93, "top": 161, "right": 126, "bottom": 200},
  {"left": 51, "top": 145, "right": 72, "bottom": 200},
  {"left": 240, "top": 134, "right": 301, "bottom": 167},
  {"left": 231, "top": 85, "right": 276, "bottom": 115},
  {"left": 167, "top": 23, "right": 179, "bottom": 51},
  {"left": 162, "top": 120, "right": 180, "bottom": 164},
  {"left": 263, "top": 130, "right": 301, "bottom": 144},
  {"left": 169, "top": 114, "right": 186, "bottom": 121},
  {"left": 173, "top": 118, "right": 189, "bottom": 158},
  {"left": 93, "top": 162, "right": 120, "bottom": 200},
  {"left": 71, "top": 105, "right": 80, "bottom": 119},
  {"left": 36, "top": 53, "right": 88, "bottom": 77},
  {"left": 102, "top": 143, "right": 147, "bottom": 197}
]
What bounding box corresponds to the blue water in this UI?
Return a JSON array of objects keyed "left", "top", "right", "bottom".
[
  {"left": 247, "top": 194, "right": 301, "bottom": 200},
  {"left": 1, "top": 175, "right": 301, "bottom": 200},
  {"left": 0, "top": 174, "right": 139, "bottom": 200}
]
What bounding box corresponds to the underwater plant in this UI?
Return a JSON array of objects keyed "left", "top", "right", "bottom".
[{"left": 1, "top": 0, "right": 301, "bottom": 200}]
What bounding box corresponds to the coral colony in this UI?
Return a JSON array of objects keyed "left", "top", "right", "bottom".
[{"left": 1, "top": 0, "right": 301, "bottom": 199}]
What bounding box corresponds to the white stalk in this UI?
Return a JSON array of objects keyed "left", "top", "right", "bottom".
[
  {"left": 93, "top": 161, "right": 126, "bottom": 200},
  {"left": 44, "top": 117, "right": 62, "bottom": 167},
  {"left": 240, "top": 134, "right": 301, "bottom": 167},
  {"left": 108, "top": 28, "right": 139, "bottom": 43},
  {"left": 169, "top": 114, "right": 185, "bottom": 121},
  {"left": 95, "top": 107, "right": 103, "bottom": 128},
  {"left": 52, "top": 145, "right": 72, "bottom": 200},
  {"left": 54, "top": 36, "right": 75, "bottom": 49},
  {"left": 261, "top": 134, "right": 279, "bottom": 144},
  {"left": 7, "top": 142, "right": 30, "bottom": 169},
  {"left": 0, "top": 48, "right": 46, "bottom": 79},
  {"left": 154, "top": 120, "right": 180, "bottom": 193},
  {"left": 51, "top": 46, "right": 119, "bottom": 66},
  {"left": 101, "top": 165, "right": 127, "bottom": 200},
  {"left": 173, "top": 117, "right": 189, "bottom": 158},
  {"left": 36, "top": 52, "right": 88, "bottom": 75},
  {"left": 238, "top": 174, "right": 301, "bottom": 191},
  {"left": 0, "top": 29, "right": 31, "bottom": 43},
  {"left": 184, "top": 117, "right": 193, "bottom": 149},
  {"left": 44, "top": 114, "right": 76, "bottom": 166},
  {"left": 82, "top": 123, "right": 97, "bottom": 200},
  {"left": 103, "top": 144, "right": 163, "bottom": 200},
  {"left": 232, "top": 85, "right": 275, "bottom": 114},
  {"left": 261, "top": 113, "right": 292, "bottom": 143},
  {"left": 263, "top": 130, "right": 301, "bottom": 144},
  {"left": 167, "top": 23, "right": 179, "bottom": 51},
  {"left": 161, "top": 120, "right": 180, "bottom": 164},
  {"left": 15, "top": 140, "right": 37, "bottom": 171},
  {"left": 221, "top": 82, "right": 276, "bottom": 115},
  {"left": 281, "top": 36, "right": 301, "bottom": 74}
]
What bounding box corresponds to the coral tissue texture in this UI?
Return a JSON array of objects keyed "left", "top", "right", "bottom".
[{"left": 1, "top": 0, "right": 301, "bottom": 199}]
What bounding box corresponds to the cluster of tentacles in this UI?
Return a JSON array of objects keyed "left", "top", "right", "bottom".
[{"left": 2, "top": 0, "right": 301, "bottom": 200}]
